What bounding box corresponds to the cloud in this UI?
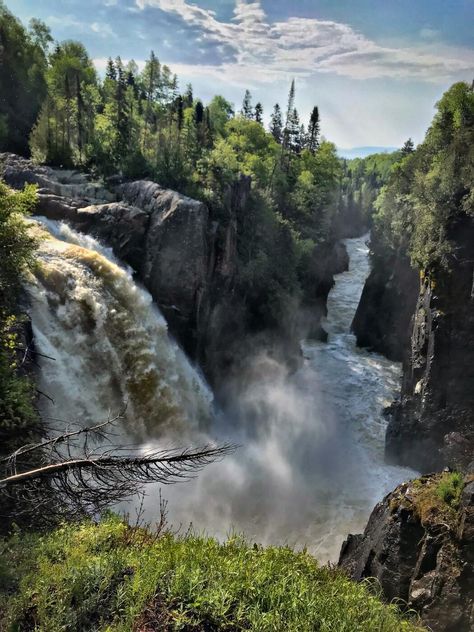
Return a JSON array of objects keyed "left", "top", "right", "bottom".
[
  {"left": 47, "top": 15, "right": 116, "bottom": 39},
  {"left": 91, "top": 21, "right": 116, "bottom": 38},
  {"left": 134, "top": 0, "right": 474, "bottom": 83}
]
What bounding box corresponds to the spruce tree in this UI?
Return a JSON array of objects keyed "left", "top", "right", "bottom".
[
  {"left": 270, "top": 103, "right": 283, "bottom": 143},
  {"left": 401, "top": 138, "right": 415, "bottom": 155},
  {"left": 283, "top": 80, "right": 296, "bottom": 150},
  {"left": 241, "top": 89, "right": 253, "bottom": 119},
  {"left": 184, "top": 83, "right": 193, "bottom": 108},
  {"left": 254, "top": 102, "right": 263, "bottom": 124},
  {"left": 308, "top": 106, "right": 320, "bottom": 153},
  {"left": 105, "top": 57, "right": 116, "bottom": 81}
]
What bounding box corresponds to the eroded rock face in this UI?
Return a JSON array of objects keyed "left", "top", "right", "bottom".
[
  {"left": 386, "top": 215, "right": 474, "bottom": 472},
  {"left": 351, "top": 247, "right": 419, "bottom": 362},
  {"left": 339, "top": 474, "right": 474, "bottom": 632},
  {"left": 118, "top": 181, "right": 210, "bottom": 357}
]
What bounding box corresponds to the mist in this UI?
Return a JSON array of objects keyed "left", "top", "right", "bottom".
[{"left": 129, "top": 236, "right": 416, "bottom": 563}]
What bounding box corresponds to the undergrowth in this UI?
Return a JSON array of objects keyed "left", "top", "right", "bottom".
[
  {"left": 391, "top": 471, "right": 464, "bottom": 528},
  {"left": 0, "top": 514, "right": 425, "bottom": 632}
]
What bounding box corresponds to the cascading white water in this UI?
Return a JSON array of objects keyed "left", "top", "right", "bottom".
[
  {"left": 28, "top": 223, "right": 415, "bottom": 563},
  {"left": 27, "top": 219, "right": 213, "bottom": 441}
]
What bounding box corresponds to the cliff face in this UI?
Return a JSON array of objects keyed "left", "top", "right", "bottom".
[
  {"left": 339, "top": 472, "right": 474, "bottom": 632},
  {"left": 1, "top": 153, "right": 347, "bottom": 389},
  {"left": 386, "top": 215, "right": 474, "bottom": 472},
  {"left": 351, "top": 247, "right": 419, "bottom": 362}
]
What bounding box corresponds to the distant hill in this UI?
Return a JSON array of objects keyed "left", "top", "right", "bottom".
[{"left": 337, "top": 146, "right": 398, "bottom": 159}]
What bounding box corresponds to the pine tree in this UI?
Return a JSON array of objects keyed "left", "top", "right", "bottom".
[
  {"left": 401, "top": 138, "right": 415, "bottom": 155},
  {"left": 269, "top": 103, "right": 283, "bottom": 143},
  {"left": 241, "top": 89, "right": 253, "bottom": 119},
  {"left": 283, "top": 107, "right": 301, "bottom": 154},
  {"left": 115, "top": 60, "right": 130, "bottom": 166},
  {"left": 105, "top": 57, "right": 116, "bottom": 81},
  {"left": 308, "top": 106, "right": 320, "bottom": 153},
  {"left": 184, "top": 83, "right": 193, "bottom": 108},
  {"left": 254, "top": 102, "right": 263, "bottom": 124},
  {"left": 283, "top": 80, "right": 296, "bottom": 150},
  {"left": 176, "top": 95, "right": 184, "bottom": 132},
  {"left": 194, "top": 100, "right": 204, "bottom": 125}
]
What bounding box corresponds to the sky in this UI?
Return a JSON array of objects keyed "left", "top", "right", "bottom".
[{"left": 11, "top": 0, "right": 474, "bottom": 149}]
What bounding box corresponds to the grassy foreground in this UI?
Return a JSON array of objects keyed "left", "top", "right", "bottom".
[{"left": 0, "top": 515, "right": 424, "bottom": 631}]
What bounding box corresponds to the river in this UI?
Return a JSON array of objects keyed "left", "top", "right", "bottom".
[{"left": 27, "top": 223, "right": 415, "bottom": 563}]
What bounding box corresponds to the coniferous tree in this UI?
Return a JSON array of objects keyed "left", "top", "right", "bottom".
[
  {"left": 241, "top": 90, "right": 253, "bottom": 119},
  {"left": 254, "top": 102, "right": 263, "bottom": 124},
  {"left": 401, "top": 137, "right": 415, "bottom": 155},
  {"left": 308, "top": 106, "right": 320, "bottom": 153},
  {"left": 269, "top": 103, "right": 283, "bottom": 143},
  {"left": 184, "top": 83, "right": 193, "bottom": 108},
  {"left": 283, "top": 79, "right": 296, "bottom": 148},
  {"left": 106, "top": 57, "right": 116, "bottom": 81},
  {"left": 194, "top": 100, "right": 204, "bottom": 125},
  {"left": 287, "top": 107, "right": 301, "bottom": 153}
]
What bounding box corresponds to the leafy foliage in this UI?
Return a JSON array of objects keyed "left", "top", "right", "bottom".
[
  {"left": 0, "top": 182, "right": 40, "bottom": 529},
  {"left": 373, "top": 82, "right": 474, "bottom": 270},
  {"left": 0, "top": 2, "right": 48, "bottom": 154},
  {"left": 0, "top": 515, "right": 424, "bottom": 631}
]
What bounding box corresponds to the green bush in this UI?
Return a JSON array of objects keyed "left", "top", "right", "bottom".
[{"left": 0, "top": 515, "right": 424, "bottom": 631}]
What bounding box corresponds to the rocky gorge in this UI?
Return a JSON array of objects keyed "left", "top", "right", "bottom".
[
  {"left": 2, "top": 145, "right": 474, "bottom": 630},
  {"left": 1, "top": 152, "right": 349, "bottom": 394}
]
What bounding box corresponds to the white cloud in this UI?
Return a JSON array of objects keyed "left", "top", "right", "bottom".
[
  {"left": 135, "top": 0, "right": 474, "bottom": 83},
  {"left": 47, "top": 15, "right": 116, "bottom": 39},
  {"left": 91, "top": 22, "right": 116, "bottom": 38}
]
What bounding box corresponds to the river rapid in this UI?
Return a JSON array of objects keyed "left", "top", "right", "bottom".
[{"left": 27, "top": 221, "right": 415, "bottom": 563}]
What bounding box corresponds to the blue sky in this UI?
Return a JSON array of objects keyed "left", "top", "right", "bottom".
[{"left": 11, "top": 0, "right": 474, "bottom": 148}]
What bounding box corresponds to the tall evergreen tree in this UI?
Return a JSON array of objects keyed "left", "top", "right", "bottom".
[
  {"left": 285, "top": 107, "right": 301, "bottom": 153},
  {"left": 283, "top": 80, "right": 296, "bottom": 150},
  {"left": 307, "top": 106, "right": 320, "bottom": 153},
  {"left": 401, "top": 138, "right": 415, "bottom": 155},
  {"left": 269, "top": 103, "right": 283, "bottom": 143},
  {"left": 254, "top": 102, "right": 263, "bottom": 124},
  {"left": 105, "top": 57, "right": 116, "bottom": 81},
  {"left": 183, "top": 83, "right": 193, "bottom": 108},
  {"left": 241, "top": 90, "right": 253, "bottom": 119}
]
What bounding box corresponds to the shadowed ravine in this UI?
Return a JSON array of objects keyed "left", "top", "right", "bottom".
[{"left": 29, "top": 222, "right": 415, "bottom": 563}]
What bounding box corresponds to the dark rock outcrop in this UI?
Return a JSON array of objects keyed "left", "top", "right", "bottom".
[
  {"left": 339, "top": 473, "right": 474, "bottom": 632},
  {"left": 351, "top": 247, "right": 419, "bottom": 362},
  {"left": 386, "top": 215, "right": 474, "bottom": 472},
  {"left": 2, "top": 153, "right": 348, "bottom": 388}
]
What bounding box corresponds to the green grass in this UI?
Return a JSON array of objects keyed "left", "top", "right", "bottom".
[
  {"left": 436, "top": 471, "right": 463, "bottom": 508},
  {"left": 0, "top": 515, "right": 424, "bottom": 631}
]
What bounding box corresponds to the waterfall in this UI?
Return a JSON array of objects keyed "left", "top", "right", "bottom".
[
  {"left": 27, "top": 224, "right": 415, "bottom": 563},
  {"left": 27, "top": 219, "right": 213, "bottom": 441}
]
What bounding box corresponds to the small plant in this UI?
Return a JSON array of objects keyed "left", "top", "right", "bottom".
[{"left": 436, "top": 471, "right": 463, "bottom": 508}]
